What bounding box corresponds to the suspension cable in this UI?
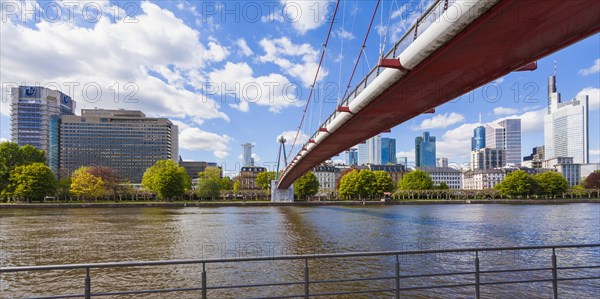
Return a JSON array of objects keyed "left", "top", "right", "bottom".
[
  {"left": 289, "top": 0, "right": 342, "bottom": 160},
  {"left": 340, "top": 0, "right": 381, "bottom": 103}
]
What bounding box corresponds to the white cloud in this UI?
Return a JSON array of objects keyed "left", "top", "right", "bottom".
[
  {"left": 0, "top": 2, "right": 230, "bottom": 124},
  {"left": 178, "top": 126, "right": 232, "bottom": 159},
  {"left": 259, "top": 37, "right": 327, "bottom": 87},
  {"left": 576, "top": 87, "right": 600, "bottom": 111},
  {"left": 278, "top": 130, "right": 309, "bottom": 146},
  {"left": 579, "top": 58, "right": 600, "bottom": 76},
  {"left": 436, "top": 123, "right": 479, "bottom": 161},
  {"left": 493, "top": 107, "right": 518, "bottom": 115},
  {"left": 280, "top": 0, "right": 332, "bottom": 35},
  {"left": 208, "top": 62, "right": 303, "bottom": 113},
  {"left": 261, "top": 11, "right": 285, "bottom": 23},
  {"left": 335, "top": 28, "right": 354, "bottom": 40},
  {"left": 414, "top": 112, "right": 465, "bottom": 130},
  {"left": 0, "top": 137, "right": 8, "bottom": 142},
  {"left": 236, "top": 38, "right": 253, "bottom": 56},
  {"left": 395, "top": 151, "right": 414, "bottom": 163},
  {"left": 493, "top": 77, "right": 505, "bottom": 84}
]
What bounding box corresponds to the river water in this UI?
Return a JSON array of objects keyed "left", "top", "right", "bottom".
[{"left": 1, "top": 204, "right": 599, "bottom": 298}]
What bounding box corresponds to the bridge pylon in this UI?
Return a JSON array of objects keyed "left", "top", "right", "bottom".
[{"left": 272, "top": 136, "right": 294, "bottom": 202}]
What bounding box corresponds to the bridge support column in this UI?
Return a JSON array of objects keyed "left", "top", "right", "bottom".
[{"left": 271, "top": 180, "right": 294, "bottom": 202}]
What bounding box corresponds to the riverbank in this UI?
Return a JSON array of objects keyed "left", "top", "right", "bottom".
[{"left": 1, "top": 198, "right": 599, "bottom": 208}]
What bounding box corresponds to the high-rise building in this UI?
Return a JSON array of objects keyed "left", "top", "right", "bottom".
[
  {"left": 59, "top": 109, "right": 178, "bottom": 183},
  {"left": 471, "top": 126, "right": 486, "bottom": 151},
  {"left": 357, "top": 142, "right": 368, "bottom": 165},
  {"left": 10, "top": 86, "right": 76, "bottom": 169},
  {"left": 544, "top": 75, "right": 588, "bottom": 165},
  {"left": 415, "top": 132, "right": 436, "bottom": 167},
  {"left": 485, "top": 119, "right": 521, "bottom": 166},
  {"left": 381, "top": 137, "right": 396, "bottom": 165},
  {"left": 367, "top": 135, "right": 382, "bottom": 165},
  {"left": 470, "top": 148, "right": 505, "bottom": 170},
  {"left": 241, "top": 143, "right": 254, "bottom": 166},
  {"left": 344, "top": 148, "right": 358, "bottom": 165},
  {"left": 436, "top": 157, "right": 448, "bottom": 168},
  {"left": 523, "top": 146, "right": 545, "bottom": 169}
]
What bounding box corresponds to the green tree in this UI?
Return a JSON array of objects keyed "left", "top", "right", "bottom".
[
  {"left": 8, "top": 163, "right": 57, "bottom": 201},
  {"left": 583, "top": 171, "right": 600, "bottom": 189},
  {"left": 397, "top": 170, "right": 434, "bottom": 190},
  {"left": 373, "top": 171, "right": 395, "bottom": 197},
  {"left": 233, "top": 180, "right": 242, "bottom": 192},
  {"left": 57, "top": 177, "right": 72, "bottom": 200},
  {"left": 495, "top": 170, "right": 536, "bottom": 197},
  {"left": 256, "top": 171, "right": 276, "bottom": 190},
  {"left": 220, "top": 176, "right": 233, "bottom": 191},
  {"left": 142, "top": 160, "right": 191, "bottom": 200},
  {"left": 294, "top": 171, "right": 319, "bottom": 200},
  {"left": 533, "top": 171, "right": 569, "bottom": 196},
  {"left": 436, "top": 182, "right": 450, "bottom": 190},
  {"left": 196, "top": 167, "right": 222, "bottom": 200},
  {"left": 338, "top": 169, "right": 359, "bottom": 200},
  {"left": 70, "top": 167, "right": 105, "bottom": 199},
  {"left": 0, "top": 142, "right": 46, "bottom": 196},
  {"left": 356, "top": 169, "right": 377, "bottom": 199}
]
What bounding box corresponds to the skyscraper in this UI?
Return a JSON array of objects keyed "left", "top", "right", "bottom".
[
  {"left": 10, "top": 86, "right": 75, "bottom": 159},
  {"left": 415, "top": 132, "right": 436, "bottom": 167},
  {"left": 485, "top": 119, "right": 521, "bottom": 166},
  {"left": 59, "top": 109, "right": 178, "bottom": 182},
  {"left": 471, "top": 126, "right": 486, "bottom": 151},
  {"left": 381, "top": 138, "right": 397, "bottom": 165},
  {"left": 544, "top": 75, "right": 588, "bottom": 164},
  {"left": 241, "top": 143, "right": 254, "bottom": 166},
  {"left": 367, "top": 135, "right": 382, "bottom": 165},
  {"left": 345, "top": 148, "right": 358, "bottom": 165},
  {"left": 357, "top": 142, "right": 368, "bottom": 165}
]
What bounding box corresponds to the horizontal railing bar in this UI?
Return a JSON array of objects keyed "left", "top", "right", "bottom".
[
  {"left": 557, "top": 276, "right": 600, "bottom": 282},
  {"left": 479, "top": 278, "right": 553, "bottom": 286},
  {"left": 310, "top": 275, "right": 394, "bottom": 284},
  {"left": 557, "top": 265, "right": 600, "bottom": 270},
  {"left": 244, "top": 295, "right": 305, "bottom": 299},
  {"left": 309, "top": 287, "right": 397, "bottom": 297},
  {"left": 480, "top": 267, "right": 553, "bottom": 274},
  {"left": 207, "top": 280, "right": 304, "bottom": 290},
  {"left": 18, "top": 294, "right": 83, "bottom": 299},
  {"left": 398, "top": 282, "right": 476, "bottom": 291},
  {"left": 90, "top": 286, "right": 204, "bottom": 296},
  {"left": 3, "top": 244, "right": 598, "bottom": 273},
  {"left": 399, "top": 270, "right": 475, "bottom": 279}
]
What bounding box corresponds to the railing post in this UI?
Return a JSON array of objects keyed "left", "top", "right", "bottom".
[
  {"left": 395, "top": 254, "right": 400, "bottom": 299},
  {"left": 202, "top": 263, "right": 207, "bottom": 299},
  {"left": 475, "top": 251, "right": 480, "bottom": 299},
  {"left": 84, "top": 267, "right": 91, "bottom": 299},
  {"left": 552, "top": 248, "right": 558, "bottom": 299},
  {"left": 304, "top": 259, "right": 310, "bottom": 299}
]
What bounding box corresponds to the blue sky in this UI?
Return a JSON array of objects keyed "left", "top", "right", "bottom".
[{"left": 1, "top": 0, "right": 598, "bottom": 176}]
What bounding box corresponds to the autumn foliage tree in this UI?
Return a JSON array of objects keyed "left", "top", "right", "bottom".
[
  {"left": 70, "top": 167, "right": 105, "bottom": 200},
  {"left": 583, "top": 171, "right": 600, "bottom": 189}
]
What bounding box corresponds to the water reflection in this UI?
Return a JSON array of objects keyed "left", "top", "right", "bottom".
[{"left": 1, "top": 204, "right": 598, "bottom": 298}]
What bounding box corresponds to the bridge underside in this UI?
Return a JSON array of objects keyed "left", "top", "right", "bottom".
[{"left": 278, "top": 0, "right": 600, "bottom": 188}]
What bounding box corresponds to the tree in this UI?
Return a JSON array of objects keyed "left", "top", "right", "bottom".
[
  {"left": 534, "top": 171, "right": 569, "bottom": 196},
  {"left": 0, "top": 142, "right": 46, "bottom": 196},
  {"left": 339, "top": 170, "right": 359, "bottom": 200},
  {"left": 233, "top": 180, "right": 242, "bottom": 192},
  {"left": 436, "top": 182, "right": 450, "bottom": 190},
  {"left": 88, "top": 166, "right": 120, "bottom": 198},
  {"left": 583, "top": 171, "right": 600, "bottom": 189},
  {"left": 256, "top": 171, "right": 276, "bottom": 190},
  {"left": 294, "top": 171, "right": 319, "bottom": 200},
  {"left": 356, "top": 169, "right": 377, "bottom": 199},
  {"left": 70, "top": 167, "right": 105, "bottom": 200},
  {"left": 9, "top": 163, "right": 57, "bottom": 201},
  {"left": 220, "top": 176, "right": 233, "bottom": 191},
  {"left": 57, "top": 177, "right": 72, "bottom": 200},
  {"left": 196, "top": 167, "right": 221, "bottom": 200},
  {"left": 397, "top": 170, "right": 434, "bottom": 190},
  {"left": 141, "top": 160, "right": 191, "bottom": 200},
  {"left": 373, "top": 171, "right": 396, "bottom": 197},
  {"left": 495, "top": 170, "right": 536, "bottom": 197}
]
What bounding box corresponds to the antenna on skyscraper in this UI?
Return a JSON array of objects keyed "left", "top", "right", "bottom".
[
  {"left": 478, "top": 113, "right": 482, "bottom": 125},
  {"left": 554, "top": 59, "right": 557, "bottom": 77}
]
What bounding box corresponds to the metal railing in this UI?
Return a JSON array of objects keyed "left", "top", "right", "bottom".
[{"left": 1, "top": 244, "right": 599, "bottom": 299}]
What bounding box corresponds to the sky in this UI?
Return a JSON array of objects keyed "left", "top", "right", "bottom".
[{"left": 0, "top": 0, "right": 598, "bottom": 176}]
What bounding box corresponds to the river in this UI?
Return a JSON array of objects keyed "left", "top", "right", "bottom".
[{"left": 1, "top": 204, "right": 599, "bottom": 298}]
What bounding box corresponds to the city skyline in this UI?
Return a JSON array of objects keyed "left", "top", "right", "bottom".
[{"left": 0, "top": 1, "right": 598, "bottom": 176}]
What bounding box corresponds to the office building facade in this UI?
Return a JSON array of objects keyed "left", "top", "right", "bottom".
[
  {"left": 436, "top": 157, "right": 449, "bottom": 168},
  {"left": 418, "top": 166, "right": 462, "bottom": 189},
  {"left": 381, "top": 138, "right": 397, "bottom": 165},
  {"left": 544, "top": 75, "right": 589, "bottom": 164},
  {"left": 471, "top": 148, "right": 505, "bottom": 170},
  {"left": 367, "top": 135, "right": 382, "bottom": 165},
  {"left": 485, "top": 119, "right": 521, "bottom": 166},
  {"left": 11, "top": 86, "right": 76, "bottom": 171},
  {"left": 59, "top": 109, "right": 178, "bottom": 183},
  {"left": 179, "top": 161, "right": 219, "bottom": 180},
  {"left": 415, "top": 132, "right": 436, "bottom": 167},
  {"left": 471, "top": 126, "right": 486, "bottom": 151},
  {"left": 345, "top": 148, "right": 358, "bottom": 166}
]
